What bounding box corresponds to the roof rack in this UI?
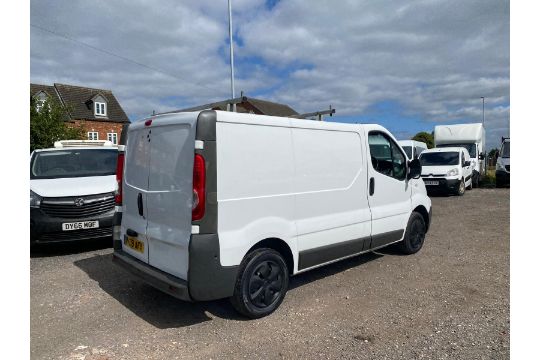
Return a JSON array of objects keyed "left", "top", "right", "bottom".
[{"left": 53, "top": 140, "right": 115, "bottom": 148}]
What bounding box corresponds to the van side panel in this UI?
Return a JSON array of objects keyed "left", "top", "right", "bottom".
[
  {"left": 216, "top": 120, "right": 297, "bottom": 268},
  {"left": 291, "top": 127, "right": 371, "bottom": 270}
]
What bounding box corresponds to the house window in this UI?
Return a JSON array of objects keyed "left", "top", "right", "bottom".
[
  {"left": 88, "top": 132, "right": 99, "bottom": 140},
  {"left": 95, "top": 102, "right": 107, "bottom": 116},
  {"left": 107, "top": 132, "right": 118, "bottom": 144},
  {"left": 35, "top": 99, "right": 46, "bottom": 112}
]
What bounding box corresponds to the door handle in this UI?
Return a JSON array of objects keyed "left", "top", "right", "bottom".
[
  {"left": 126, "top": 228, "right": 138, "bottom": 237},
  {"left": 369, "top": 177, "right": 375, "bottom": 196},
  {"left": 137, "top": 193, "right": 144, "bottom": 217}
]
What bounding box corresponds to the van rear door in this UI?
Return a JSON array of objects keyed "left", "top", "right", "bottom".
[
  {"left": 146, "top": 115, "right": 197, "bottom": 280},
  {"left": 122, "top": 123, "right": 151, "bottom": 262}
]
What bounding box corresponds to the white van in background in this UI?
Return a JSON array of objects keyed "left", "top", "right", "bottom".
[
  {"left": 398, "top": 140, "right": 428, "bottom": 160},
  {"left": 419, "top": 147, "right": 473, "bottom": 196},
  {"left": 113, "top": 110, "right": 432, "bottom": 318},
  {"left": 30, "top": 140, "right": 119, "bottom": 244},
  {"left": 434, "top": 123, "right": 485, "bottom": 187},
  {"left": 496, "top": 137, "right": 510, "bottom": 187}
]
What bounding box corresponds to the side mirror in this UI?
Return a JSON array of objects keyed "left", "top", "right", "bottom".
[
  {"left": 407, "top": 159, "right": 422, "bottom": 180},
  {"left": 464, "top": 160, "right": 471, "bottom": 167}
]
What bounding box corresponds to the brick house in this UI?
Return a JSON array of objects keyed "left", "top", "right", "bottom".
[{"left": 30, "top": 83, "right": 130, "bottom": 144}]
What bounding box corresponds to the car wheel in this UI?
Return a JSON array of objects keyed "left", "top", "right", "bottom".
[
  {"left": 230, "top": 248, "right": 289, "bottom": 319},
  {"left": 398, "top": 212, "right": 426, "bottom": 255},
  {"left": 456, "top": 178, "right": 465, "bottom": 196},
  {"left": 495, "top": 177, "right": 502, "bottom": 188}
]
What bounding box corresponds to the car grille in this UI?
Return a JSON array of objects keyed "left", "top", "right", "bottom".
[
  {"left": 40, "top": 193, "right": 115, "bottom": 219},
  {"left": 421, "top": 174, "right": 446, "bottom": 178},
  {"left": 36, "top": 227, "right": 112, "bottom": 242},
  {"left": 505, "top": 165, "right": 510, "bottom": 172}
]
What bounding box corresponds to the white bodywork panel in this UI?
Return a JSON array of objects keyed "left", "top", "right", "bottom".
[
  {"left": 364, "top": 125, "right": 412, "bottom": 240},
  {"left": 434, "top": 123, "right": 486, "bottom": 174}
]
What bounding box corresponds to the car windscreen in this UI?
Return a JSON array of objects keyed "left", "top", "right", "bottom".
[
  {"left": 501, "top": 142, "right": 510, "bottom": 158},
  {"left": 31, "top": 149, "right": 118, "bottom": 179},
  {"left": 419, "top": 152, "right": 460, "bottom": 166},
  {"left": 402, "top": 146, "right": 413, "bottom": 159},
  {"left": 437, "top": 143, "right": 476, "bottom": 157}
]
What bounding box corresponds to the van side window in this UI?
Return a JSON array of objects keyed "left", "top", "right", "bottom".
[
  {"left": 461, "top": 151, "right": 465, "bottom": 165},
  {"left": 415, "top": 146, "right": 424, "bottom": 158},
  {"left": 368, "top": 132, "right": 406, "bottom": 181}
]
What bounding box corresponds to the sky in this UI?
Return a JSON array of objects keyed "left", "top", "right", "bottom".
[{"left": 30, "top": 0, "right": 509, "bottom": 150}]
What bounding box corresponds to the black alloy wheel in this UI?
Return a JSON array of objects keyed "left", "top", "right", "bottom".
[
  {"left": 399, "top": 212, "right": 427, "bottom": 255},
  {"left": 231, "top": 248, "right": 289, "bottom": 318}
]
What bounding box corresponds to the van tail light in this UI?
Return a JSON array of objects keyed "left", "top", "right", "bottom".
[
  {"left": 192, "top": 154, "right": 206, "bottom": 221},
  {"left": 115, "top": 153, "right": 125, "bottom": 205}
]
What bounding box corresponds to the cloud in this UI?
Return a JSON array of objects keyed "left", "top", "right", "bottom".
[{"left": 31, "top": 0, "right": 509, "bottom": 148}]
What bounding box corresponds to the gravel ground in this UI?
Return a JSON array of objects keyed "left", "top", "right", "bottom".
[{"left": 31, "top": 188, "right": 509, "bottom": 360}]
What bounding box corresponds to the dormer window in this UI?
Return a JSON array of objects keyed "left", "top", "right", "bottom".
[{"left": 95, "top": 101, "right": 107, "bottom": 116}]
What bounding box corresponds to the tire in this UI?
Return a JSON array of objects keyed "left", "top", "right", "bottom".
[
  {"left": 455, "top": 178, "right": 465, "bottom": 196},
  {"left": 495, "top": 177, "right": 502, "bottom": 188},
  {"left": 398, "top": 212, "right": 427, "bottom": 255},
  {"left": 230, "top": 248, "right": 289, "bottom": 319}
]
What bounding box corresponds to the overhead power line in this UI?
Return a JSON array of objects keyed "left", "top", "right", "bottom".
[{"left": 30, "top": 23, "right": 227, "bottom": 95}]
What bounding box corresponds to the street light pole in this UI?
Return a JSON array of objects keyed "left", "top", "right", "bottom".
[
  {"left": 481, "top": 97, "right": 485, "bottom": 125},
  {"left": 228, "top": 0, "right": 236, "bottom": 112}
]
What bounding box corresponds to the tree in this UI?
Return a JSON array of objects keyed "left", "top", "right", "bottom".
[
  {"left": 30, "top": 96, "right": 85, "bottom": 152},
  {"left": 411, "top": 131, "right": 434, "bottom": 149}
]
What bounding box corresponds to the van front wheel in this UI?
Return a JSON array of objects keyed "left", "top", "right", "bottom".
[
  {"left": 230, "top": 248, "right": 289, "bottom": 319},
  {"left": 398, "top": 212, "right": 426, "bottom": 255}
]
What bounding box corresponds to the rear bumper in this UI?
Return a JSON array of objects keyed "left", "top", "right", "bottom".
[
  {"left": 422, "top": 177, "right": 461, "bottom": 193},
  {"left": 112, "top": 249, "right": 191, "bottom": 301},
  {"left": 112, "top": 233, "right": 239, "bottom": 302}
]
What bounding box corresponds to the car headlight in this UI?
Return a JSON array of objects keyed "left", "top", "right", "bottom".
[
  {"left": 30, "top": 190, "right": 42, "bottom": 208},
  {"left": 446, "top": 168, "right": 459, "bottom": 176}
]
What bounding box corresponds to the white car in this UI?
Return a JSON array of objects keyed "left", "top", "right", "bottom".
[
  {"left": 419, "top": 147, "right": 473, "bottom": 196},
  {"left": 113, "top": 110, "right": 432, "bottom": 318},
  {"left": 30, "top": 140, "right": 120, "bottom": 244}
]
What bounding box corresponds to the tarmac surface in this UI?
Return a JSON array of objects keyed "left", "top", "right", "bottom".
[{"left": 31, "top": 188, "right": 510, "bottom": 359}]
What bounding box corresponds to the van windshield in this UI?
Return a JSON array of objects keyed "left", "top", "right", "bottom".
[
  {"left": 419, "top": 152, "right": 459, "bottom": 166},
  {"left": 437, "top": 143, "right": 476, "bottom": 157},
  {"left": 31, "top": 149, "right": 118, "bottom": 179},
  {"left": 402, "top": 146, "right": 413, "bottom": 159},
  {"left": 501, "top": 141, "right": 510, "bottom": 158}
]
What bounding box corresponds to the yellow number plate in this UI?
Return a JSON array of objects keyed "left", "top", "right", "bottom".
[{"left": 124, "top": 236, "right": 144, "bottom": 253}]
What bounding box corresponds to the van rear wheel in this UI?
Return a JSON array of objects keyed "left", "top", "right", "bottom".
[
  {"left": 230, "top": 248, "right": 289, "bottom": 319},
  {"left": 398, "top": 212, "right": 426, "bottom": 255}
]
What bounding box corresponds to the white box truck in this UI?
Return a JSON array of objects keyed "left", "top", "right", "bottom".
[
  {"left": 113, "top": 110, "right": 432, "bottom": 318},
  {"left": 434, "top": 123, "right": 485, "bottom": 187}
]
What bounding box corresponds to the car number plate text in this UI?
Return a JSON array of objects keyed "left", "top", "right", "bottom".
[
  {"left": 124, "top": 236, "right": 145, "bottom": 253},
  {"left": 424, "top": 180, "right": 439, "bottom": 186},
  {"left": 62, "top": 221, "right": 99, "bottom": 231}
]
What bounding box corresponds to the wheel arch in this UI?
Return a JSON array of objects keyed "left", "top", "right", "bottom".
[
  {"left": 413, "top": 205, "right": 431, "bottom": 231},
  {"left": 247, "top": 238, "right": 294, "bottom": 275}
]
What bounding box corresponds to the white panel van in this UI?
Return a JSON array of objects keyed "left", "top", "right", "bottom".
[
  {"left": 113, "top": 110, "right": 432, "bottom": 318},
  {"left": 398, "top": 140, "right": 428, "bottom": 160}
]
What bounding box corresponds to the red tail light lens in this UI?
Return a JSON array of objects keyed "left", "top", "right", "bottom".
[
  {"left": 115, "top": 153, "right": 125, "bottom": 205},
  {"left": 192, "top": 154, "right": 206, "bottom": 221}
]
